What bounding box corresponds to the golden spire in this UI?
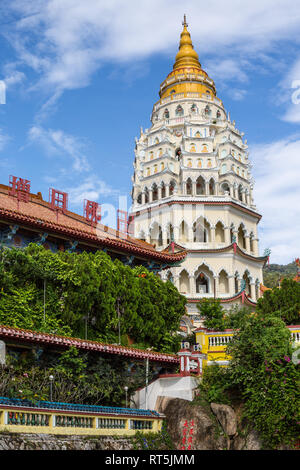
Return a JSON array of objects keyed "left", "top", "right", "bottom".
[{"left": 173, "top": 15, "right": 201, "bottom": 71}]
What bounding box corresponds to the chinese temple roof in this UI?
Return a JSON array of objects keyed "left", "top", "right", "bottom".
[
  {"left": 0, "top": 324, "right": 179, "bottom": 365},
  {"left": 0, "top": 183, "right": 186, "bottom": 266}
]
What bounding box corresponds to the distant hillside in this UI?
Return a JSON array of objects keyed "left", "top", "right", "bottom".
[{"left": 263, "top": 262, "right": 297, "bottom": 288}]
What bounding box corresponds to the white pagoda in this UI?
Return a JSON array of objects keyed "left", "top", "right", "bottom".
[{"left": 130, "top": 17, "right": 268, "bottom": 329}]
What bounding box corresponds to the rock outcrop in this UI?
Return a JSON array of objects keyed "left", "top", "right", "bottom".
[
  {"left": 157, "top": 396, "right": 263, "bottom": 450},
  {"left": 210, "top": 403, "right": 237, "bottom": 436}
]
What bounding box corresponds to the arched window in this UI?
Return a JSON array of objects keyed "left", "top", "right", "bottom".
[
  {"left": 179, "top": 270, "right": 190, "bottom": 294},
  {"left": 219, "top": 270, "right": 229, "bottom": 294},
  {"left": 202, "top": 144, "right": 208, "bottom": 153},
  {"left": 196, "top": 176, "right": 205, "bottom": 195},
  {"left": 215, "top": 222, "right": 225, "bottom": 243},
  {"left": 150, "top": 151, "right": 154, "bottom": 160},
  {"left": 221, "top": 182, "right": 230, "bottom": 195},
  {"left": 204, "top": 105, "right": 211, "bottom": 116},
  {"left": 154, "top": 137, "right": 159, "bottom": 144},
  {"left": 193, "top": 218, "right": 210, "bottom": 242},
  {"left": 238, "top": 224, "right": 246, "bottom": 249},
  {"left": 207, "top": 159, "right": 212, "bottom": 168},
  {"left": 191, "top": 103, "right": 198, "bottom": 114},
  {"left": 150, "top": 222, "right": 160, "bottom": 245},
  {"left": 187, "top": 158, "right": 192, "bottom": 168},
  {"left": 161, "top": 182, "right": 166, "bottom": 198},
  {"left": 152, "top": 184, "right": 158, "bottom": 201},
  {"left": 196, "top": 273, "right": 209, "bottom": 293},
  {"left": 166, "top": 271, "right": 174, "bottom": 283},
  {"left": 186, "top": 178, "right": 193, "bottom": 195},
  {"left": 209, "top": 178, "right": 215, "bottom": 195},
  {"left": 137, "top": 193, "right": 142, "bottom": 204},
  {"left": 176, "top": 105, "right": 184, "bottom": 116},
  {"left": 234, "top": 272, "right": 240, "bottom": 293},
  {"left": 169, "top": 181, "right": 175, "bottom": 196},
  {"left": 154, "top": 164, "right": 158, "bottom": 174},
  {"left": 164, "top": 108, "right": 170, "bottom": 119},
  {"left": 158, "top": 148, "right": 163, "bottom": 157},
  {"left": 190, "top": 143, "right": 196, "bottom": 152},
  {"left": 221, "top": 149, "right": 227, "bottom": 158},
  {"left": 195, "top": 131, "right": 201, "bottom": 138},
  {"left": 221, "top": 163, "right": 227, "bottom": 174},
  {"left": 243, "top": 270, "right": 251, "bottom": 296},
  {"left": 175, "top": 147, "right": 182, "bottom": 160},
  {"left": 238, "top": 185, "right": 243, "bottom": 201},
  {"left": 216, "top": 110, "right": 221, "bottom": 119},
  {"left": 179, "top": 221, "right": 189, "bottom": 243},
  {"left": 160, "top": 162, "right": 165, "bottom": 171},
  {"left": 144, "top": 188, "right": 149, "bottom": 204},
  {"left": 146, "top": 167, "right": 150, "bottom": 176}
]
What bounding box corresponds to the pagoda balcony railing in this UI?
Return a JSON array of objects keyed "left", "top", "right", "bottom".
[
  {"left": 153, "top": 93, "right": 223, "bottom": 112},
  {"left": 0, "top": 397, "right": 164, "bottom": 436}
]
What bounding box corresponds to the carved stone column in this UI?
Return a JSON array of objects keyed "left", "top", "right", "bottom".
[
  {"left": 162, "top": 229, "right": 168, "bottom": 246},
  {"left": 205, "top": 181, "right": 210, "bottom": 195},
  {"left": 252, "top": 238, "right": 259, "bottom": 256},
  {"left": 250, "top": 281, "right": 256, "bottom": 302},
  {"left": 224, "top": 226, "right": 231, "bottom": 245},
  {"left": 228, "top": 275, "right": 235, "bottom": 296},
  {"left": 173, "top": 225, "right": 180, "bottom": 243},
  {"left": 189, "top": 274, "right": 195, "bottom": 296},
  {"left": 210, "top": 225, "right": 216, "bottom": 247},
  {"left": 245, "top": 233, "right": 250, "bottom": 253},
  {"left": 214, "top": 275, "right": 219, "bottom": 298},
  {"left": 192, "top": 181, "right": 197, "bottom": 196}
]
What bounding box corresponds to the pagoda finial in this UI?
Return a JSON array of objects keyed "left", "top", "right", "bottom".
[{"left": 173, "top": 15, "right": 201, "bottom": 71}]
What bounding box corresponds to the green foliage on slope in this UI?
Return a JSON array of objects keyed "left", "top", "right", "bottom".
[
  {"left": 0, "top": 244, "right": 186, "bottom": 352},
  {"left": 263, "top": 261, "right": 297, "bottom": 288}
]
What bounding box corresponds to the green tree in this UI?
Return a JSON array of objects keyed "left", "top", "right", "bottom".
[
  {"left": 256, "top": 279, "right": 300, "bottom": 325},
  {"left": 197, "top": 298, "right": 227, "bottom": 330}
]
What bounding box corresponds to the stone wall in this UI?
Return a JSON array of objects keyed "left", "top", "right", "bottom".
[{"left": 0, "top": 432, "right": 134, "bottom": 451}]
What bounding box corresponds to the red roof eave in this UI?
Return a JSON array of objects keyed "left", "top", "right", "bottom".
[
  {"left": 0, "top": 324, "right": 179, "bottom": 364},
  {"left": 0, "top": 207, "right": 186, "bottom": 264}
]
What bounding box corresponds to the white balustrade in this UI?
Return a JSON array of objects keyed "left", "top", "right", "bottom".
[{"left": 208, "top": 336, "right": 232, "bottom": 347}]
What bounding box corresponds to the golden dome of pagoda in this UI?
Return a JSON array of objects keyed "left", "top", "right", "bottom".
[{"left": 159, "top": 16, "right": 217, "bottom": 99}]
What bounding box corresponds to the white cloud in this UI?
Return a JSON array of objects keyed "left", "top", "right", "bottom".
[
  {"left": 4, "top": 0, "right": 300, "bottom": 97},
  {"left": 251, "top": 135, "right": 300, "bottom": 264},
  {"left": 67, "top": 176, "right": 120, "bottom": 204},
  {"left": 27, "top": 125, "right": 89, "bottom": 172},
  {"left": 0, "top": 130, "right": 10, "bottom": 152}
]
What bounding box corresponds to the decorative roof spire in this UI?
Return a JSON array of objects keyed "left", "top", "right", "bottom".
[
  {"left": 173, "top": 16, "right": 201, "bottom": 71},
  {"left": 182, "top": 14, "right": 188, "bottom": 28}
]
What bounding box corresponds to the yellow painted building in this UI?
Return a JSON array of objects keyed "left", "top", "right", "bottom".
[{"left": 195, "top": 325, "right": 300, "bottom": 369}]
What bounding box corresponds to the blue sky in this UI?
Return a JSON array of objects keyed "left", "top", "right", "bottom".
[{"left": 0, "top": 0, "right": 300, "bottom": 264}]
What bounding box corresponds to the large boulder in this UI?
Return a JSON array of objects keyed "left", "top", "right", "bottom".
[
  {"left": 210, "top": 403, "right": 237, "bottom": 436},
  {"left": 159, "top": 397, "right": 227, "bottom": 450}
]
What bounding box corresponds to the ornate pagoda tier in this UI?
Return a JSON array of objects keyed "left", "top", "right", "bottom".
[{"left": 130, "top": 17, "right": 268, "bottom": 329}]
